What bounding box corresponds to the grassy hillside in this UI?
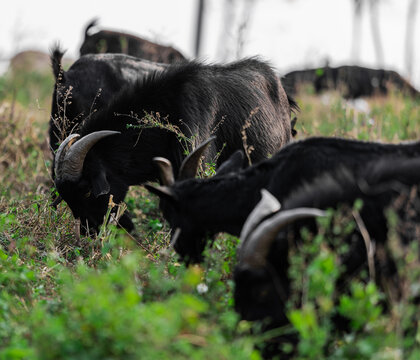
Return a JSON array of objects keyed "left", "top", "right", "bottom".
[{"left": 0, "top": 68, "right": 419, "bottom": 359}]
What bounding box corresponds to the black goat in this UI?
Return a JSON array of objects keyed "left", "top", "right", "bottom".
[
  {"left": 282, "top": 65, "right": 419, "bottom": 99},
  {"left": 234, "top": 157, "right": 420, "bottom": 357},
  {"left": 146, "top": 136, "right": 420, "bottom": 263},
  {"left": 54, "top": 58, "right": 295, "bottom": 234},
  {"left": 80, "top": 19, "right": 186, "bottom": 63}
]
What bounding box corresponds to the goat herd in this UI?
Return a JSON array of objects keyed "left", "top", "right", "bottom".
[{"left": 47, "top": 21, "right": 420, "bottom": 358}]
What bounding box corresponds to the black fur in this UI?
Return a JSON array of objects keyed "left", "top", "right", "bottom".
[
  {"left": 55, "top": 58, "right": 294, "bottom": 233},
  {"left": 149, "top": 137, "right": 420, "bottom": 263}
]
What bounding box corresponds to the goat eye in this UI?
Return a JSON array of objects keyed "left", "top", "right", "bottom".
[{"left": 84, "top": 191, "right": 91, "bottom": 198}]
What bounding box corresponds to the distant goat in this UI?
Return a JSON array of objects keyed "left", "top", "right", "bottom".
[
  {"left": 234, "top": 157, "right": 420, "bottom": 357},
  {"left": 147, "top": 136, "right": 420, "bottom": 263},
  {"left": 282, "top": 65, "right": 419, "bottom": 98},
  {"left": 80, "top": 19, "right": 186, "bottom": 63}
]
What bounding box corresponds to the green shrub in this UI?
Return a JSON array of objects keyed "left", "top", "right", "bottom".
[
  {"left": 282, "top": 203, "right": 420, "bottom": 359},
  {"left": 23, "top": 252, "right": 258, "bottom": 360}
]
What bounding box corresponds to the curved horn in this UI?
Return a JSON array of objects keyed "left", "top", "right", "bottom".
[
  {"left": 54, "top": 133, "right": 80, "bottom": 178},
  {"left": 239, "top": 189, "right": 281, "bottom": 245},
  {"left": 55, "top": 130, "right": 120, "bottom": 182},
  {"left": 178, "top": 136, "right": 216, "bottom": 180},
  {"left": 153, "top": 157, "right": 175, "bottom": 186},
  {"left": 239, "top": 207, "right": 327, "bottom": 268}
]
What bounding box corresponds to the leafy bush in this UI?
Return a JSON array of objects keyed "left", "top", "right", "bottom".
[{"left": 282, "top": 205, "right": 420, "bottom": 359}]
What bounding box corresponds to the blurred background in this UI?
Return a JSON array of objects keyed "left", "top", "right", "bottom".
[{"left": 0, "top": 0, "right": 418, "bottom": 88}]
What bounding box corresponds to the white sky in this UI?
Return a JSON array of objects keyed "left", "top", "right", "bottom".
[{"left": 0, "top": 0, "right": 419, "bottom": 87}]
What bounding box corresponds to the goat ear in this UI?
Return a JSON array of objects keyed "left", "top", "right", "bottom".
[
  {"left": 215, "top": 150, "right": 245, "bottom": 176},
  {"left": 92, "top": 170, "right": 110, "bottom": 198},
  {"left": 144, "top": 184, "right": 177, "bottom": 203}
]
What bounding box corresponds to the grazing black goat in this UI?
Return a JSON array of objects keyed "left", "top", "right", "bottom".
[
  {"left": 80, "top": 18, "right": 186, "bottom": 63},
  {"left": 234, "top": 157, "right": 420, "bottom": 357},
  {"left": 54, "top": 58, "right": 295, "bottom": 234},
  {"left": 282, "top": 65, "right": 420, "bottom": 98},
  {"left": 146, "top": 136, "right": 420, "bottom": 263}
]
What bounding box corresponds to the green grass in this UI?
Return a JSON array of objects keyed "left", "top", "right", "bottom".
[{"left": 0, "top": 70, "right": 419, "bottom": 359}]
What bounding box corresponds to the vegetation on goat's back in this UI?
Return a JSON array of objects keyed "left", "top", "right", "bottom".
[{"left": 0, "top": 70, "right": 419, "bottom": 359}]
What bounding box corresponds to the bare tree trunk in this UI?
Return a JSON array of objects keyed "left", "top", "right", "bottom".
[
  {"left": 405, "top": 0, "right": 418, "bottom": 79},
  {"left": 369, "top": 0, "right": 384, "bottom": 66},
  {"left": 236, "top": 0, "right": 257, "bottom": 59},
  {"left": 195, "top": 0, "right": 206, "bottom": 58},
  {"left": 217, "top": 0, "right": 236, "bottom": 61},
  {"left": 351, "top": 0, "right": 364, "bottom": 62}
]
